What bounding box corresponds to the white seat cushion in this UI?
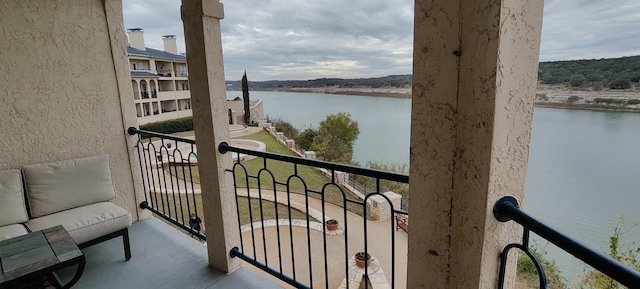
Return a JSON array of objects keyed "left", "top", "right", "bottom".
[
  {"left": 0, "top": 224, "right": 29, "bottom": 241},
  {"left": 0, "top": 169, "right": 29, "bottom": 226},
  {"left": 25, "top": 202, "right": 132, "bottom": 244},
  {"left": 22, "top": 155, "right": 116, "bottom": 218}
]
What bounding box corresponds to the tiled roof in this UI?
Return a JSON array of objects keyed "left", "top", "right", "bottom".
[
  {"left": 128, "top": 46, "right": 186, "bottom": 61},
  {"left": 130, "top": 71, "right": 159, "bottom": 77}
]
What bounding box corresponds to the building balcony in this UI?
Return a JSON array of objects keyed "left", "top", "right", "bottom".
[
  {"left": 157, "top": 70, "right": 173, "bottom": 77},
  {"left": 175, "top": 90, "right": 191, "bottom": 100},
  {"left": 157, "top": 91, "right": 176, "bottom": 101}
]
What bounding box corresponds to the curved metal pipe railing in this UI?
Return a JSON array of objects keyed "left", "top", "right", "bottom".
[
  {"left": 494, "top": 196, "right": 640, "bottom": 288},
  {"left": 127, "top": 127, "right": 409, "bottom": 289},
  {"left": 219, "top": 141, "right": 409, "bottom": 289}
]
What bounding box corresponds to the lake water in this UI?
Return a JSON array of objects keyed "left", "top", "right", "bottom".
[{"left": 234, "top": 90, "right": 640, "bottom": 283}]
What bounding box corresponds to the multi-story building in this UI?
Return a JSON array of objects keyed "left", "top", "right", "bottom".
[{"left": 127, "top": 28, "right": 192, "bottom": 125}]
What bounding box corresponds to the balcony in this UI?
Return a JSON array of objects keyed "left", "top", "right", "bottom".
[
  {"left": 4, "top": 1, "right": 639, "bottom": 288},
  {"left": 128, "top": 128, "right": 410, "bottom": 288},
  {"left": 157, "top": 70, "right": 173, "bottom": 77},
  {"left": 63, "top": 218, "right": 281, "bottom": 289},
  {"left": 126, "top": 127, "right": 640, "bottom": 289}
]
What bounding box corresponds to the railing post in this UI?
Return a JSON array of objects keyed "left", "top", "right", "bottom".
[{"left": 181, "top": 0, "right": 241, "bottom": 273}]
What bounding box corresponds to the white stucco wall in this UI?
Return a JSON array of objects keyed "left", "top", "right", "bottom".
[{"left": 0, "top": 0, "right": 142, "bottom": 219}]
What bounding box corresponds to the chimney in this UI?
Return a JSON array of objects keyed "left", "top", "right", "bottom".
[
  {"left": 162, "top": 35, "right": 178, "bottom": 54},
  {"left": 127, "top": 28, "right": 145, "bottom": 51}
]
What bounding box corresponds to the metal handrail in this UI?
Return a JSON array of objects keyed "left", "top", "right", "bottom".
[
  {"left": 218, "top": 142, "right": 408, "bottom": 183},
  {"left": 494, "top": 196, "right": 640, "bottom": 288},
  {"left": 219, "top": 141, "right": 408, "bottom": 289},
  {"left": 128, "top": 127, "right": 204, "bottom": 241}
]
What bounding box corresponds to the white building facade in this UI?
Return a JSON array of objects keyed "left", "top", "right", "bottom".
[{"left": 127, "top": 29, "right": 192, "bottom": 125}]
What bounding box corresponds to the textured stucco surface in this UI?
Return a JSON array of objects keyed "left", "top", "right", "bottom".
[
  {"left": 408, "top": 0, "right": 543, "bottom": 288},
  {"left": 0, "top": 0, "right": 141, "bottom": 219},
  {"left": 182, "top": 0, "right": 241, "bottom": 273}
]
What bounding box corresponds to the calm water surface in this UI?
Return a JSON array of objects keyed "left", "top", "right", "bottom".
[{"left": 235, "top": 90, "right": 640, "bottom": 283}]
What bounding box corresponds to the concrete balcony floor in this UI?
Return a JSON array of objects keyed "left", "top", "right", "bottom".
[{"left": 66, "top": 218, "right": 282, "bottom": 289}]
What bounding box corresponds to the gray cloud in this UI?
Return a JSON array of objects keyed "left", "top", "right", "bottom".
[
  {"left": 541, "top": 0, "right": 640, "bottom": 61},
  {"left": 123, "top": 0, "right": 640, "bottom": 81}
]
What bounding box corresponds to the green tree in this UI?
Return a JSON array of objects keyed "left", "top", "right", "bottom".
[
  {"left": 312, "top": 112, "right": 359, "bottom": 163},
  {"left": 266, "top": 116, "right": 299, "bottom": 139},
  {"left": 295, "top": 128, "right": 317, "bottom": 150},
  {"left": 242, "top": 71, "right": 250, "bottom": 124}
]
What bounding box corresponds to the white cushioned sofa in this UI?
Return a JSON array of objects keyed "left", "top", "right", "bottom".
[{"left": 0, "top": 155, "right": 132, "bottom": 260}]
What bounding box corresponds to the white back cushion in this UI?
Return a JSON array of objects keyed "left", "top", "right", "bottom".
[
  {"left": 0, "top": 169, "right": 29, "bottom": 226},
  {"left": 22, "top": 155, "right": 116, "bottom": 218}
]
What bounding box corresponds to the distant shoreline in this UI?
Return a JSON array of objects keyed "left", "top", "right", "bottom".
[
  {"left": 534, "top": 102, "right": 640, "bottom": 112},
  {"left": 273, "top": 87, "right": 411, "bottom": 99},
  {"left": 254, "top": 85, "right": 640, "bottom": 113}
]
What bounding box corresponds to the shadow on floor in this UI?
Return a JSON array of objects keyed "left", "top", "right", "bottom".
[{"left": 66, "top": 218, "right": 282, "bottom": 289}]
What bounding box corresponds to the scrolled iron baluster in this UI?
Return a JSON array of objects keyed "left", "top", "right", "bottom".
[{"left": 497, "top": 242, "right": 548, "bottom": 289}]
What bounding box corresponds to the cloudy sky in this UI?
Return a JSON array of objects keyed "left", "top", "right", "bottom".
[{"left": 123, "top": 0, "right": 640, "bottom": 81}]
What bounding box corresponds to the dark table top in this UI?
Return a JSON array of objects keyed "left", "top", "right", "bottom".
[{"left": 0, "top": 225, "right": 84, "bottom": 287}]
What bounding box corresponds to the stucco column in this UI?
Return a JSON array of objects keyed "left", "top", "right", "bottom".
[
  {"left": 181, "top": 0, "right": 240, "bottom": 273},
  {"left": 407, "top": 0, "right": 543, "bottom": 288}
]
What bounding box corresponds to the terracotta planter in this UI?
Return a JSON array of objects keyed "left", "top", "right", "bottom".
[
  {"left": 355, "top": 252, "right": 372, "bottom": 268},
  {"left": 325, "top": 219, "right": 339, "bottom": 231}
]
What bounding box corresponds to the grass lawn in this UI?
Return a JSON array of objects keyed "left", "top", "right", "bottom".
[{"left": 170, "top": 130, "right": 366, "bottom": 216}]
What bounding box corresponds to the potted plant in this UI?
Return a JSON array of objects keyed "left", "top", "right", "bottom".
[
  {"left": 355, "top": 252, "right": 372, "bottom": 268},
  {"left": 325, "top": 219, "right": 339, "bottom": 231}
]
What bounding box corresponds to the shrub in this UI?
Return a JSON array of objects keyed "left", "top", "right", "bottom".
[
  {"left": 609, "top": 79, "right": 631, "bottom": 89},
  {"left": 517, "top": 246, "right": 567, "bottom": 289},
  {"left": 139, "top": 117, "right": 193, "bottom": 134},
  {"left": 594, "top": 98, "right": 614, "bottom": 104},
  {"left": 536, "top": 93, "right": 548, "bottom": 101},
  {"left": 578, "top": 216, "right": 639, "bottom": 289},
  {"left": 295, "top": 128, "right": 318, "bottom": 150},
  {"left": 349, "top": 161, "right": 409, "bottom": 197},
  {"left": 266, "top": 116, "right": 299, "bottom": 139},
  {"left": 567, "top": 95, "right": 580, "bottom": 103},
  {"left": 570, "top": 78, "right": 585, "bottom": 87}
]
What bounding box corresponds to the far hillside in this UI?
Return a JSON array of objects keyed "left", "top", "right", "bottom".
[
  {"left": 226, "top": 55, "right": 640, "bottom": 91},
  {"left": 538, "top": 55, "right": 640, "bottom": 89},
  {"left": 226, "top": 74, "right": 411, "bottom": 91}
]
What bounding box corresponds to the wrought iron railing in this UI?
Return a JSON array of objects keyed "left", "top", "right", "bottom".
[
  {"left": 127, "top": 127, "right": 206, "bottom": 241},
  {"left": 493, "top": 196, "right": 640, "bottom": 288},
  {"left": 128, "top": 127, "right": 410, "bottom": 288},
  {"left": 219, "top": 141, "right": 409, "bottom": 289}
]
